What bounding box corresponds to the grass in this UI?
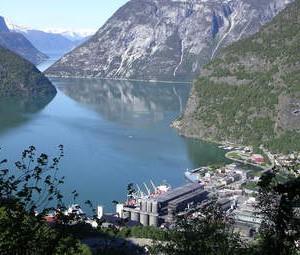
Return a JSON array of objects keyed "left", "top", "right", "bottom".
[
  {"left": 227, "top": 152, "right": 241, "bottom": 160},
  {"left": 242, "top": 181, "right": 259, "bottom": 191}
]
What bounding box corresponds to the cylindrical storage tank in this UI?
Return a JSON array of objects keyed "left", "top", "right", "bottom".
[
  {"left": 140, "top": 213, "right": 149, "bottom": 226},
  {"left": 149, "top": 215, "right": 158, "bottom": 227},
  {"left": 141, "top": 200, "right": 147, "bottom": 212},
  {"left": 152, "top": 201, "right": 158, "bottom": 214},
  {"left": 131, "top": 212, "right": 140, "bottom": 222},
  {"left": 147, "top": 201, "right": 152, "bottom": 213},
  {"left": 116, "top": 204, "right": 124, "bottom": 218}
]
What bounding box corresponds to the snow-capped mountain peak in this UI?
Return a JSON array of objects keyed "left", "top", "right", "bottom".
[
  {"left": 43, "top": 28, "right": 96, "bottom": 41},
  {"left": 5, "top": 18, "right": 95, "bottom": 41},
  {"left": 5, "top": 18, "right": 30, "bottom": 32}
]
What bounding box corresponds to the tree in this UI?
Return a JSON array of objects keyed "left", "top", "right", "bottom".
[
  {"left": 127, "top": 183, "right": 136, "bottom": 200},
  {"left": 0, "top": 145, "right": 91, "bottom": 254},
  {"left": 255, "top": 162, "right": 300, "bottom": 255},
  {"left": 152, "top": 204, "right": 246, "bottom": 255}
]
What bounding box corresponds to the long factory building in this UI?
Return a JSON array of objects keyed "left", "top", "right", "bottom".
[{"left": 120, "top": 183, "right": 209, "bottom": 227}]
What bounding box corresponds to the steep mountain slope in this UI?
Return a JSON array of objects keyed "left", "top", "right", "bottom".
[
  {"left": 0, "top": 16, "right": 48, "bottom": 65},
  {"left": 0, "top": 46, "right": 56, "bottom": 97},
  {"left": 174, "top": 0, "right": 300, "bottom": 153},
  {"left": 46, "top": 0, "right": 293, "bottom": 81}
]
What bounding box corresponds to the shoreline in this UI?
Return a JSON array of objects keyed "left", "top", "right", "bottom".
[
  {"left": 174, "top": 125, "right": 275, "bottom": 172},
  {"left": 172, "top": 121, "right": 276, "bottom": 174},
  {"left": 172, "top": 120, "right": 239, "bottom": 150},
  {"left": 225, "top": 151, "right": 273, "bottom": 172},
  {"left": 45, "top": 74, "right": 192, "bottom": 85}
]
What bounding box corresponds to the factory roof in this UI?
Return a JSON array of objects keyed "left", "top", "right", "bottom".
[
  {"left": 156, "top": 183, "right": 204, "bottom": 203},
  {"left": 168, "top": 189, "right": 209, "bottom": 207}
]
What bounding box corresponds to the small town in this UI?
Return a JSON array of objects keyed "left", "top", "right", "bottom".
[{"left": 51, "top": 144, "right": 299, "bottom": 245}]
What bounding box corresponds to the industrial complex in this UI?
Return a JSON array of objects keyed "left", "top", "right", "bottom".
[
  {"left": 70, "top": 145, "right": 299, "bottom": 240},
  {"left": 118, "top": 183, "right": 209, "bottom": 227}
]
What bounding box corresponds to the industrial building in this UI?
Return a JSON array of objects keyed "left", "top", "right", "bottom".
[{"left": 119, "top": 183, "right": 209, "bottom": 227}]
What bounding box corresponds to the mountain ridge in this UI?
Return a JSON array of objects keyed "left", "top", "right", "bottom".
[
  {"left": 46, "top": 0, "right": 293, "bottom": 81},
  {"left": 0, "top": 16, "right": 48, "bottom": 65}
]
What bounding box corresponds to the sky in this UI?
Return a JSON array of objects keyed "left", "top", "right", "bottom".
[{"left": 0, "top": 0, "right": 129, "bottom": 32}]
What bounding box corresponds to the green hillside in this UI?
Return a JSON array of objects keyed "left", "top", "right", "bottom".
[
  {"left": 177, "top": 0, "right": 300, "bottom": 154},
  {"left": 0, "top": 46, "right": 56, "bottom": 97}
]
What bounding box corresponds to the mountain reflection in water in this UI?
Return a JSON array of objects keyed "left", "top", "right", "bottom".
[
  {"left": 57, "top": 78, "right": 190, "bottom": 126},
  {"left": 0, "top": 95, "right": 55, "bottom": 133}
]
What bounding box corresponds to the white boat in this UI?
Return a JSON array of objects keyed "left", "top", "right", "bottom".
[{"left": 184, "top": 170, "right": 201, "bottom": 183}]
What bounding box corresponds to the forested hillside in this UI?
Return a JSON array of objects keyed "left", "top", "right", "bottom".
[
  {"left": 176, "top": 0, "right": 300, "bottom": 153},
  {"left": 0, "top": 46, "right": 56, "bottom": 97}
]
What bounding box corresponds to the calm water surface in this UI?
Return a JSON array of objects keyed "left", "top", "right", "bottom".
[{"left": 0, "top": 60, "right": 228, "bottom": 211}]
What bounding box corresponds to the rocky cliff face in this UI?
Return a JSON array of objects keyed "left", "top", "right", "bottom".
[
  {"left": 46, "top": 0, "right": 293, "bottom": 81},
  {"left": 0, "top": 16, "right": 48, "bottom": 65},
  {"left": 175, "top": 0, "right": 300, "bottom": 154}
]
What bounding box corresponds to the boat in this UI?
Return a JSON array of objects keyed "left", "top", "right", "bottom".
[{"left": 184, "top": 169, "right": 201, "bottom": 183}]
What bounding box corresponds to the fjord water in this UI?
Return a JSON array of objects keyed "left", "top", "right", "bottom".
[{"left": 0, "top": 76, "right": 228, "bottom": 211}]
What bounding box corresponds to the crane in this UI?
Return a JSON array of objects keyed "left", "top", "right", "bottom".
[
  {"left": 136, "top": 184, "right": 144, "bottom": 198},
  {"left": 143, "top": 182, "right": 151, "bottom": 196},
  {"left": 150, "top": 180, "right": 157, "bottom": 192}
]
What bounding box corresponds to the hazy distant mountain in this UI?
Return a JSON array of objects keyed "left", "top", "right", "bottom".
[
  {"left": 44, "top": 29, "right": 95, "bottom": 41},
  {"left": 17, "top": 29, "right": 83, "bottom": 55},
  {"left": 0, "top": 16, "right": 48, "bottom": 65},
  {"left": 7, "top": 22, "right": 93, "bottom": 56},
  {"left": 46, "top": 0, "right": 293, "bottom": 81},
  {"left": 0, "top": 16, "right": 9, "bottom": 33}
]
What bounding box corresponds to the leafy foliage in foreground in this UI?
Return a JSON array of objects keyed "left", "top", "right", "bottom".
[
  {"left": 0, "top": 146, "right": 146, "bottom": 255},
  {"left": 152, "top": 205, "right": 245, "bottom": 255},
  {"left": 0, "top": 146, "right": 90, "bottom": 254},
  {"left": 255, "top": 165, "right": 300, "bottom": 255},
  {"left": 102, "top": 225, "right": 168, "bottom": 241}
]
